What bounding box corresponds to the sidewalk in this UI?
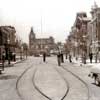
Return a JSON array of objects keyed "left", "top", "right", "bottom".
[
  {"left": 0, "top": 58, "right": 26, "bottom": 68},
  {"left": 70, "top": 57, "right": 100, "bottom": 68}
]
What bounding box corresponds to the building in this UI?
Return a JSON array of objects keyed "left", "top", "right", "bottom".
[
  {"left": 74, "top": 12, "right": 90, "bottom": 57},
  {"left": 29, "top": 27, "right": 56, "bottom": 56},
  {"left": 0, "top": 26, "right": 16, "bottom": 60},
  {"left": 0, "top": 27, "right": 7, "bottom": 60},
  {"left": 87, "top": 21, "right": 92, "bottom": 54},
  {"left": 89, "top": 2, "right": 100, "bottom": 55}
]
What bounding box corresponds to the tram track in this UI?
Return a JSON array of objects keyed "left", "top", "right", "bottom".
[
  {"left": 61, "top": 65, "right": 91, "bottom": 100},
  {"left": 32, "top": 62, "right": 70, "bottom": 100},
  {"left": 46, "top": 59, "right": 92, "bottom": 100},
  {"left": 16, "top": 59, "right": 53, "bottom": 100},
  {"left": 16, "top": 62, "right": 34, "bottom": 100},
  {"left": 54, "top": 67, "right": 70, "bottom": 100},
  {"left": 32, "top": 67, "right": 52, "bottom": 100},
  {"left": 16, "top": 57, "right": 92, "bottom": 100}
]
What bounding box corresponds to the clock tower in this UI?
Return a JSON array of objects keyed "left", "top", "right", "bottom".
[{"left": 29, "top": 27, "right": 36, "bottom": 49}]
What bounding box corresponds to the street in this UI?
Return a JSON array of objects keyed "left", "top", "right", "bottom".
[{"left": 0, "top": 56, "right": 100, "bottom": 100}]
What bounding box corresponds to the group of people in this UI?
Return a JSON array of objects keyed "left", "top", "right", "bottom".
[
  {"left": 2, "top": 51, "right": 16, "bottom": 63},
  {"left": 67, "top": 51, "right": 100, "bottom": 64},
  {"left": 42, "top": 51, "right": 100, "bottom": 66},
  {"left": 42, "top": 52, "right": 64, "bottom": 66}
]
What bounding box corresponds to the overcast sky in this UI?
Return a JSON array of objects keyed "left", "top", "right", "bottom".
[{"left": 0, "top": 0, "right": 100, "bottom": 43}]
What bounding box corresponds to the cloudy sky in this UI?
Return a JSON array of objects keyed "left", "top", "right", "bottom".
[{"left": 0, "top": 0, "right": 100, "bottom": 43}]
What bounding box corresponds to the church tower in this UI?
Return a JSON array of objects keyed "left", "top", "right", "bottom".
[{"left": 29, "top": 27, "right": 36, "bottom": 50}]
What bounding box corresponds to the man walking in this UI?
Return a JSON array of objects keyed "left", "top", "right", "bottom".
[
  {"left": 43, "top": 52, "right": 46, "bottom": 62},
  {"left": 57, "top": 52, "right": 61, "bottom": 66},
  {"left": 89, "top": 52, "right": 93, "bottom": 63},
  {"left": 61, "top": 53, "right": 64, "bottom": 63},
  {"left": 69, "top": 54, "right": 72, "bottom": 63}
]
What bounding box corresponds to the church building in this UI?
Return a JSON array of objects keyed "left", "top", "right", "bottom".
[{"left": 29, "top": 27, "right": 56, "bottom": 56}]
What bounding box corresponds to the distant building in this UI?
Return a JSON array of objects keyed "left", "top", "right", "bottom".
[{"left": 29, "top": 27, "right": 56, "bottom": 56}]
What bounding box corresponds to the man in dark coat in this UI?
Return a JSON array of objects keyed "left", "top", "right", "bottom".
[
  {"left": 43, "top": 52, "right": 46, "bottom": 62},
  {"left": 57, "top": 52, "right": 61, "bottom": 66},
  {"left": 69, "top": 54, "right": 72, "bottom": 63},
  {"left": 89, "top": 52, "right": 93, "bottom": 63}
]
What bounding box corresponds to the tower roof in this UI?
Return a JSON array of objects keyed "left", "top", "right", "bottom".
[
  {"left": 30, "top": 27, "right": 34, "bottom": 34},
  {"left": 29, "top": 27, "right": 36, "bottom": 39}
]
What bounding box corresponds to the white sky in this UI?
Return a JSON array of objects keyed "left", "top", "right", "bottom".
[{"left": 0, "top": 0, "right": 100, "bottom": 43}]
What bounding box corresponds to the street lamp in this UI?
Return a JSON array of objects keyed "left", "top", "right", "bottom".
[
  {"left": 20, "top": 46, "right": 23, "bottom": 60},
  {"left": 7, "top": 39, "right": 10, "bottom": 65},
  {"left": 82, "top": 35, "right": 87, "bottom": 64}
]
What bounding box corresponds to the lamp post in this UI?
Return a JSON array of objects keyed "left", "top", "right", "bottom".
[
  {"left": 57, "top": 42, "right": 62, "bottom": 66},
  {"left": 82, "top": 35, "right": 87, "bottom": 64},
  {"left": 2, "top": 51, "right": 5, "bottom": 71},
  {"left": 74, "top": 41, "right": 78, "bottom": 60},
  {"left": 20, "top": 46, "right": 23, "bottom": 60},
  {"left": 7, "top": 39, "right": 10, "bottom": 65}
]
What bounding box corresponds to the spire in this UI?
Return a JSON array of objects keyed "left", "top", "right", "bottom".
[
  {"left": 29, "top": 27, "right": 35, "bottom": 39},
  {"left": 31, "top": 27, "right": 34, "bottom": 33}
]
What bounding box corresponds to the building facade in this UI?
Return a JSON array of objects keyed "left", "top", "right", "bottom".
[
  {"left": 89, "top": 3, "right": 100, "bottom": 55},
  {"left": 0, "top": 26, "right": 16, "bottom": 60},
  {"left": 29, "top": 27, "right": 56, "bottom": 56},
  {"left": 69, "top": 12, "right": 90, "bottom": 58},
  {"left": 74, "top": 12, "right": 90, "bottom": 55}
]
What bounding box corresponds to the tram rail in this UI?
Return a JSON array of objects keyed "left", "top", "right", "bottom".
[{"left": 46, "top": 60, "right": 92, "bottom": 100}]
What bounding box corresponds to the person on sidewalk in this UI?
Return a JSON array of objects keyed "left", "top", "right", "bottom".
[
  {"left": 43, "top": 52, "right": 46, "bottom": 62},
  {"left": 69, "top": 54, "right": 72, "bottom": 63},
  {"left": 89, "top": 52, "right": 93, "bottom": 63},
  {"left": 98, "top": 51, "right": 100, "bottom": 63},
  {"left": 60, "top": 53, "right": 64, "bottom": 63},
  {"left": 66, "top": 53, "right": 68, "bottom": 59},
  {"left": 2, "top": 51, "right": 5, "bottom": 70},
  {"left": 12, "top": 52, "right": 16, "bottom": 62},
  {"left": 57, "top": 52, "right": 61, "bottom": 66}
]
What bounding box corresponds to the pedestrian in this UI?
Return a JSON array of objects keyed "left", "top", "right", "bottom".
[
  {"left": 66, "top": 53, "right": 67, "bottom": 59},
  {"left": 13, "top": 52, "right": 16, "bottom": 62},
  {"left": 69, "top": 54, "right": 72, "bottom": 63},
  {"left": 89, "top": 52, "right": 93, "bottom": 63},
  {"left": 61, "top": 53, "right": 64, "bottom": 63},
  {"left": 2, "top": 51, "right": 5, "bottom": 70},
  {"left": 98, "top": 51, "right": 100, "bottom": 63},
  {"left": 43, "top": 52, "right": 46, "bottom": 62},
  {"left": 83, "top": 53, "right": 86, "bottom": 64},
  {"left": 95, "top": 52, "right": 98, "bottom": 63},
  {"left": 57, "top": 52, "right": 61, "bottom": 66}
]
